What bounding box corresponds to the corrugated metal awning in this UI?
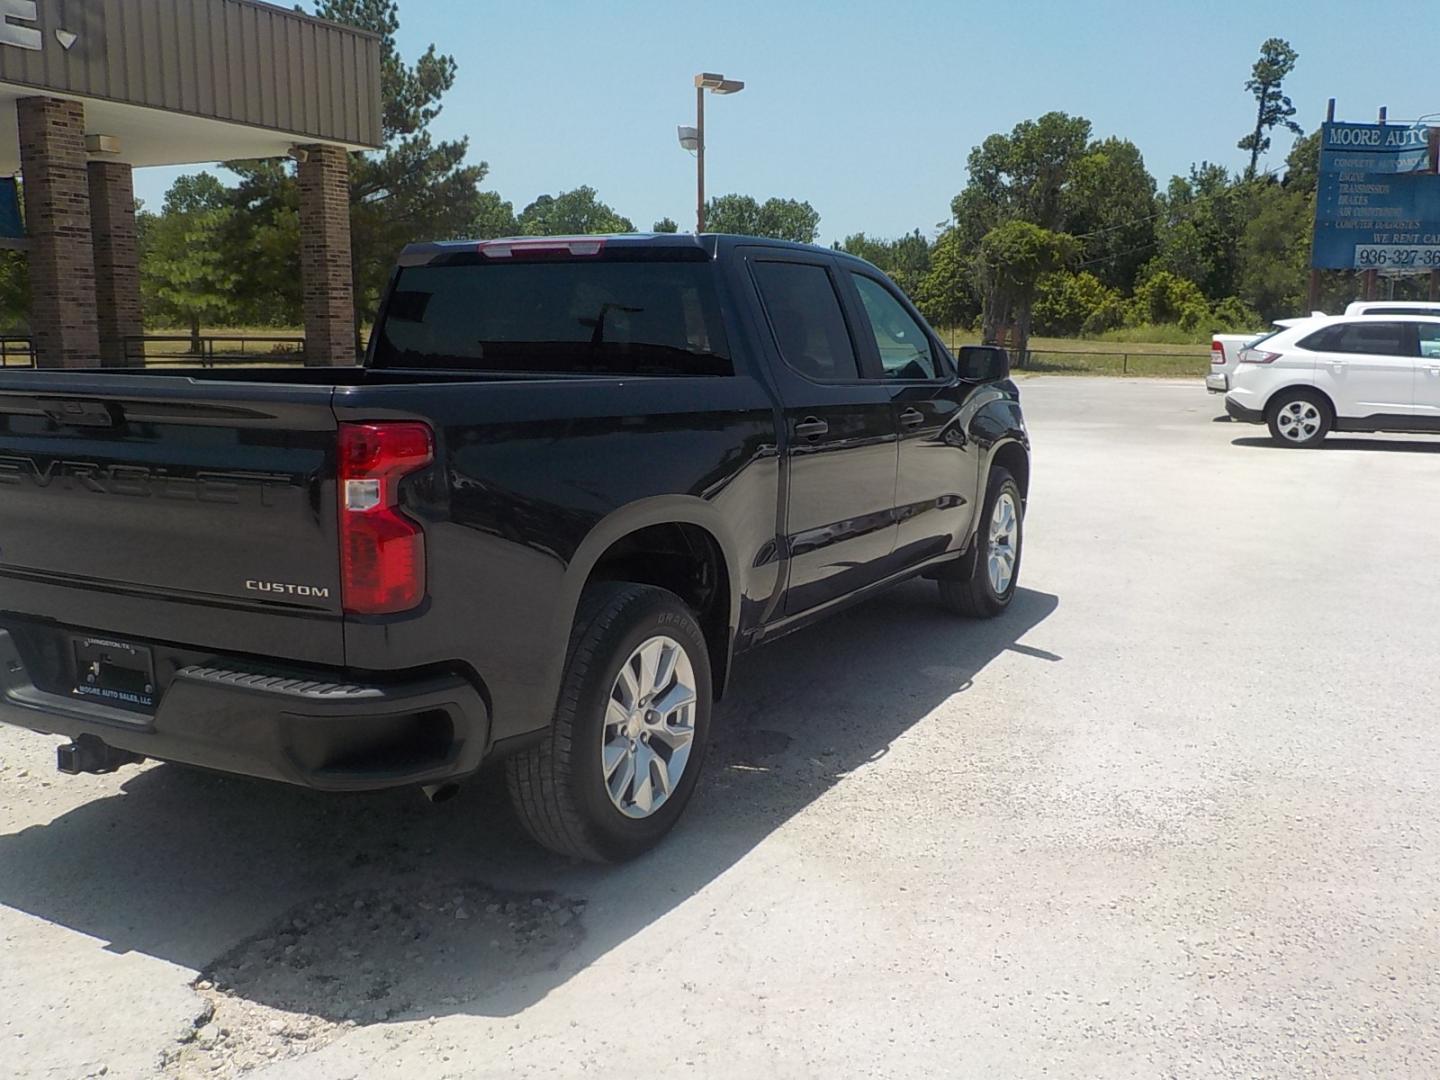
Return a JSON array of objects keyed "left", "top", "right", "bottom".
[{"left": 0, "top": 0, "right": 383, "bottom": 168}]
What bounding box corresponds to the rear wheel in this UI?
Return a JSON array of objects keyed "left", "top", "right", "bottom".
[
  {"left": 1266, "top": 389, "right": 1332, "bottom": 448},
  {"left": 505, "top": 583, "right": 712, "bottom": 862},
  {"left": 938, "top": 468, "right": 1024, "bottom": 618}
]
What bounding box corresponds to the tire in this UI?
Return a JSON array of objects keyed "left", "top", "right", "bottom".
[
  {"left": 938, "top": 468, "right": 1024, "bottom": 618},
  {"left": 1266, "top": 388, "right": 1332, "bottom": 448},
  {"left": 505, "top": 583, "right": 713, "bottom": 863}
]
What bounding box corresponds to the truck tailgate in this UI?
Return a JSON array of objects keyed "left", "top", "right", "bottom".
[{"left": 0, "top": 373, "right": 344, "bottom": 665}]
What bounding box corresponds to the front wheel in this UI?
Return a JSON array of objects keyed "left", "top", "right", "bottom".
[
  {"left": 505, "top": 583, "right": 712, "bottom": 863},
  {"left": 1266, "top": 389, "right": 1332, "bottom": 448},
  {"left": 938, "top": 468, "right": 1024, "bottom": 618}
]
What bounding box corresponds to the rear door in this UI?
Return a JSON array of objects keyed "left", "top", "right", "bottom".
[
  {"left": 0, "top": 374, "right": 345, "bottom": 664},
  {"left": 842, "top": 268, "right": 978, "bottom": 568},
  {"left": 1301, "top": 320, "right": 1417, "bottom": 417},
  {"left": 744, "top": 251, "right": 899, "bottom": 615}
]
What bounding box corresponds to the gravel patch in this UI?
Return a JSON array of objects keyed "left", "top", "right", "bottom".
[{"left": 160, "top": 880, "right": 585, "bottom": 1077}]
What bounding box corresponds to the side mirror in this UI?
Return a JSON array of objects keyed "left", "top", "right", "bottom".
[{"left": 957, "top": 345, "right": 1010, "bottom": 382}]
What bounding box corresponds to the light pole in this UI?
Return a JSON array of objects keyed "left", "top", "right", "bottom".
[{"left": 678, "top": 72, "right": 744, "bottom": 233}]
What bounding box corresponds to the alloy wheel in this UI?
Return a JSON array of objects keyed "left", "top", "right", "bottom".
[
  {"left": 1276, "top": 399, "right": 1322, "bottom": 443},
  {"left": 601, "top": 635, "right": 698, "bottom": 819},
  {"left": 988, "top": 491, "right": 1019, "bottom": 595}
]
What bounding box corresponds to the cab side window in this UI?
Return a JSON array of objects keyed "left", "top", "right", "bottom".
[
  {"left": 751, "top": 261, "right": 861, "bottom": 381},
  {"left": 850, "top": 273, "right": 941, "bottom": 380}
]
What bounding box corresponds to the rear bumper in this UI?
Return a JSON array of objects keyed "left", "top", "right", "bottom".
[
  {"left": 0, "top": 628, "right": 491, "bottom": 791},
  {"left": 1206, "top": 371, "right": 1229, "bottom": 393},
  {"left": 1225, "top": 397, "right": 1265, "bottom": 424}
]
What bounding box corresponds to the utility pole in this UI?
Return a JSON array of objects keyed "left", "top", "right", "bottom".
[
  {"left": 696, "top": 82, "right": 706, "bottom": 234},
  {"left": 1362, "top": 104, "right": 1387, "bottom": 302}
]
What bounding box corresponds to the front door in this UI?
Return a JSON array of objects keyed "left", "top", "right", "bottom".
[
  {"left": 1305, "top": 320, "right": 1417, "bottom": 417},
  {"left": 843, "top": 269, "right": 979, "bottom": 567},
  {"left": 1411, "top": 322, "right": 1440, "bottom": 420},
  {"left": 745, "top": 253, "right": 899, "bottom": 615}
]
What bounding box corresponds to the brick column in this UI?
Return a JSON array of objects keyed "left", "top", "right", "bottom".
[
  {"left": 88, "top": 160, "right": 142, "bottom": 367},
  {"left": 18, "top": 97, "right": 100, "bottom": 368},
  {"left": 297, "top": 144, "right": 356, "bottom": 366}
]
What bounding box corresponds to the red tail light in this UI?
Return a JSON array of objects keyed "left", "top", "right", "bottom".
[
  {"left": 338, "top": 422, "right": 434, "bottom": 615},
  {"left": 1211, "top": 342, "right": 1226, "bottom": 366},
  {"left": 1238, "top": 349, "right": 1281, "bottom": 365}
]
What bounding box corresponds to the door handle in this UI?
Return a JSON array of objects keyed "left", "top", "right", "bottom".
[
  {"left": 794, "top": 417, "right": 829, "bottom": 439},
  {"left": 900, "top": 407, "right": 925, "bottom": 427}
]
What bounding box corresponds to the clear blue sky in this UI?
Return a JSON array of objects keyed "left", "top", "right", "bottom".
[{"left": 137, "top": 0, "right": 1440, "bottom": 245}]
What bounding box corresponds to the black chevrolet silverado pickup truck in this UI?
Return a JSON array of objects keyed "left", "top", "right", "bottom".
[{"left": 0, "top": 233, "right": 1029, "bottom": 861}]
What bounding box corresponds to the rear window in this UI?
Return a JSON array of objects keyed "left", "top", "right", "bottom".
[{"left": 374, "top": 259, "right": 731, "bottom": 375}]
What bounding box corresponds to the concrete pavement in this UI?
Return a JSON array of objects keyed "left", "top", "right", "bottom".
[{"left": 3, "top": 377, "right": 1439, "bottom": 1078}]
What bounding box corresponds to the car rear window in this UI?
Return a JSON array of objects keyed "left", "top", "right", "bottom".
[{"left": 373, "top": 259, "right": 732, "bottom": 375}]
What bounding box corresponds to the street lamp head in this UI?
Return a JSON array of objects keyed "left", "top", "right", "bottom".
[
  {"left": 677, "top": 125, "right": 700, "bottom": 153},
  {"left": 695, "top": 72, "right": 745, "bottom": 94}
]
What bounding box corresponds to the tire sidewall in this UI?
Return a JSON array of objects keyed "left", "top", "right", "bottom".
[{"left": 567, "top": 593, "right": 712, "bottom": 860}]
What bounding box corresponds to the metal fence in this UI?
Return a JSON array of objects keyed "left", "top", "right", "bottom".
[
  {"left": 1021, "top": 348, "right": 1209, "bottom": 377},
  {"left": 123, "top": 334, "right": 308, "bottom": 367}
]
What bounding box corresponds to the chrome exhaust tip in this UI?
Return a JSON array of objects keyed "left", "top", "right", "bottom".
[{"left": 421, "top": 782, "right": 461, "bottom": 805}]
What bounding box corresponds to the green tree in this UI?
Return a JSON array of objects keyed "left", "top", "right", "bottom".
[
  {"left": 1283, "top": 130, "right": 1321, "bottom": 197},
  {"left": 916, "top": 228, "right": 980, "bottom": 330},
  {"left": 1128, "top": 269, "right": 1210, "bottom": 327},
  {"left": 652, "top": 217, "right": 680, "bottom": 233},
  {"left": 1236, "top": 179, "right": 1310, "bottom": 320},
  {"left": 1146, "top": 163, "right": 1245, "bottom": 301},
  {"left": 0, "top": 250, "right": 27, "bottom": 333},
  {"left": 976, "top": 221, "right": 1079, "bottom": 360},
  {"left": 470, "top": 191, "right": 517, "bottom": 239},
  {"left": 942, "top": 113, "right": 1156, "bottom": 318},
  {"left": 705, "top": 194, "right": 820, "bottom": 243},
  {"left": 1238, "top": 38, "right": 1303, "bottom": 177},
  {"left": 1065, "top": 137, "right": 1157, "bottom": 289},
  {"left": 140, "top": 173, "right": 241, "bottom": 348},
  {"left": 838, "top": 229, "right": 932, "bottom": 300},
  {"left": 517, "top": 187, "right": 635, "bottom": 235},
  {"left": 1032, "top": 270, "right": 1117, "bottom": 335},
  {"left": 959, "top": 112, "right": 1093, "bottom": 235}
]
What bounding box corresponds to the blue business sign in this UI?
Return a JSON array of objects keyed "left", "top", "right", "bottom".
[{"left": 1314, "top": 122, "right": 1440, "bottom": 271}]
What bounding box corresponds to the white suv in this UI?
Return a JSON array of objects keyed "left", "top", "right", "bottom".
[{"left": 1225, "top": 315, "right": 1440, "bottom": 447}]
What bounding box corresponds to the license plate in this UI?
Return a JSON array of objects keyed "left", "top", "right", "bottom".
[{"left": 72, "top": 636, "right": 157, "bottom": 711}]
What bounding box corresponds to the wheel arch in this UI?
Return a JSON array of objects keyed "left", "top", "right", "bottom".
[
  {"left": 1264, "top": 382, "right": 1337, "bottom": 420},
  {"left": 989, "top": 439, "right": 1031, "bottom": 501},
  {"left": 558, "top": 498, "right": 740, "bottom": 701}
]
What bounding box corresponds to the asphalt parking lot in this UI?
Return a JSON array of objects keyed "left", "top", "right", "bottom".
[{"left": 3, "top": 376, "right": 1440, "bottom": 1079}]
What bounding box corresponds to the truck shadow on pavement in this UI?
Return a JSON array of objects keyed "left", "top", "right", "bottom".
[{"left": 0, "top": 581, "right": 1057, "bottom": 1037}]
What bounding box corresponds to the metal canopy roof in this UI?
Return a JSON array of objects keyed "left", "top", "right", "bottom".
[{"left": 0, "top": 0, "right": 383, "bottom": 170}]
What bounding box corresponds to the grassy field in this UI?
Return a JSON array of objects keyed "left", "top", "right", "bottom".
[{"left": 935, "top": 330, "right": 1208, "bottom": 378}]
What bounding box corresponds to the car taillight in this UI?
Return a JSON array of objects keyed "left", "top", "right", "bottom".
[
  {"left": 1239, "top": 349, "right": 1281, "bottom": 365},
  {"left": 338, "top": 422, "right": 434, "bottom": 615},
  {"left": 1211, "top": 342, "right": 1226, "bottom": 366}
]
